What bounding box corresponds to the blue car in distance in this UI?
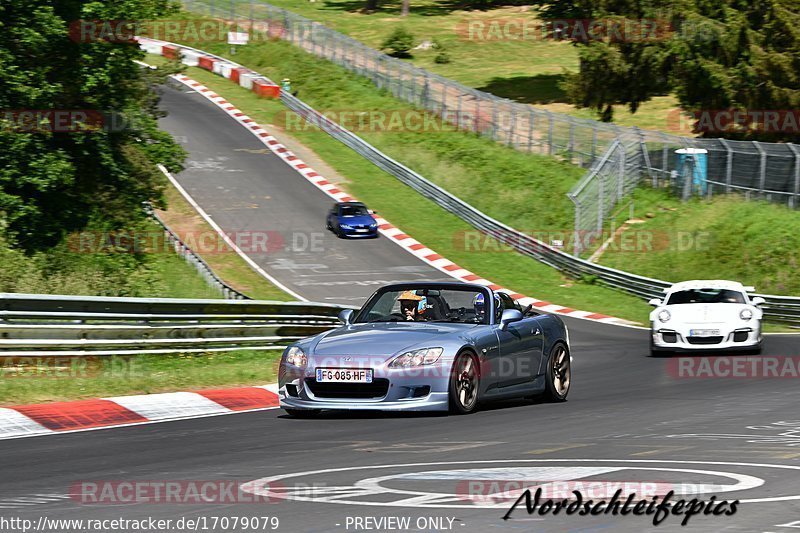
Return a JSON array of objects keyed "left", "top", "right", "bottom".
[{"left": 326, "top": 201, "right": 379, "bottom": 238}]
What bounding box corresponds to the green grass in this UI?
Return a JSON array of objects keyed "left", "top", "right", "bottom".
[
  {"left": 229, "top": 0, "right": 688, "bottom": 133},
  {"left": 147, "top": 49, "right": 652, "bottom": 324},
  {"left": 598, "top": 193, "right": 800, "bottom": 296},
  {"left": 0, "top": 220, "right": 224, "bottom": 299},
  {"left": 0, "top": 350, "right": 282, "bottom": 406}
]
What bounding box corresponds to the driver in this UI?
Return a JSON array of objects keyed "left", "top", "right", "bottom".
[
  {"left": 473, "top": 293, "right": 500, "bottom": 322},
  {"left": 398, "top": 291, "right": 426, "bottom": 321},
  {"left": 473, "top": 293, "right": 486, "bottom": 321}
]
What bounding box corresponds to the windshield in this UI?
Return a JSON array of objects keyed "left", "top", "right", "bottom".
[
  {"left": 666, "top": 288, "right": 746, "bottom": 305},
  {"left": 355, "top": 287, "right": 490, "bottom": 324},
  {"left": 340, "top": 205, "right": 369, "bottom": 217}
]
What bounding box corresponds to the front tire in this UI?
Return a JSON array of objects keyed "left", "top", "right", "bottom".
[
  {"left": 544, "top": 343, "right": 570, "bottom": 402},
  {"left": 449, "top": 351, "right": 480, "bottom": 414}
]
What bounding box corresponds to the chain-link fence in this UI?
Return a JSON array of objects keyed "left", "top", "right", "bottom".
[{"left": 180, "top": 0, "right": 800, "bottom": 257}]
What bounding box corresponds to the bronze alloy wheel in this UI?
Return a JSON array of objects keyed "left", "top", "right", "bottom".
[
  {"left": 449, "top": 351, "right": 479, "bottom": 414},
  {"left": 544, "top": 343, "right": 570, "bottom": 401}
]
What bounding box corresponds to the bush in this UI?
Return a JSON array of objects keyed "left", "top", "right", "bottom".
[
  {"left": 431, "top": 38, "right": 450, "bottom": 64},
  {"left": 382, "top": 27, "right": 415, "bottom": 57},
  {"left": 434, "top": 51, "right": 451, "bottom": 64}
]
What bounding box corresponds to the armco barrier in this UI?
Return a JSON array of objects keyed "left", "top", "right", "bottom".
[
  {"left": 0, "top": 293, "right": 354, "bottom": 356},
  {"left": 140, "top": 38, "right": 800, "bottom": 327}
]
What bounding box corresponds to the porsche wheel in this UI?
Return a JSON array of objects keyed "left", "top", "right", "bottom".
[
  {"left": 544, "top": 343, "right": 570, "bottom": 402},
  {"left": 449, "top": 351, "right": 479, "bottom": 414},
  {"left": 284, "top": 408, "right": 321, "bottom": 419}
]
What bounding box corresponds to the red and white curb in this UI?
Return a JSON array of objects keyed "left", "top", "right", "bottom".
[
  {"left": 167, "top": 70, "right": 632, "bottom": 327},
  {"left": 0, "top": 385, "right": 279, "bottom": 440}
]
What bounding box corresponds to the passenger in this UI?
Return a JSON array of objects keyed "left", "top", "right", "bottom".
[{"left": 398, "top": 291, "right": 426, "bottom": 321}]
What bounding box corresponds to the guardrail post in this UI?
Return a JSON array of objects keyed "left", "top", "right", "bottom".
[
  {"left": 547, "top": 112, "right": 554, "bottom": 156},
  {"left": 507, "top": 106, "right": 516, "bottom": 147},
  {"left": 598, "top": 166, "right": 605, "bottom": 234},
  {"left": 527, "top": 110, "right": 534, "bottom": 153},
  {"left": 788, "top": 144, "right": 800, "bottom": 209},
  {"left": 439, "top": 79, "right": 447, "bottom": 118},
  {"left": 754, "top": 141, "right": 767, "bottom": 198},
  {"left": 568, "top": 122, "right": 575, "bottom": 163},
  {"left": 718, "top": 138, "right": 733, "bottom": 194},
  {"left": 618, "top": 144, "right": 625, "bottom": 201}
]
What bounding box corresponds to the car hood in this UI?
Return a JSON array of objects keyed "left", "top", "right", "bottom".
[
  {"left": 310, "top": 322, "right": 474, "bottom": 356},
  {"left": 337, "top": 215, "right": 375, "bottom": 226},
  {"left": 660, "top": 303, "right": 754, "bottom": 325}
]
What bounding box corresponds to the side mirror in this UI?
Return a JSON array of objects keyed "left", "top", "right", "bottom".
[
  {"left": 369, "top": 209, "right": 377, "bottom": 215},
  {"left": 751, "top": 296, "right": 765, "bottom": 306},
  {"left": 648, "top": 298, "right": 662, "bottom": 307},
  {"left": 338, "top": 309, "right": 354, "bottom": 325},
  {"left": 499, "top": 309, "right": 523, "bottom": 331}
]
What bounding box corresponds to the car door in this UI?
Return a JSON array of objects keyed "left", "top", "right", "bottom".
[{"left": 494, "top": 293, "right": 543, "bottom": 388}]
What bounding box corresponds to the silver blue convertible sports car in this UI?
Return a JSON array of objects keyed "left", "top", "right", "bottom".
[{"left": 278, "top": 282, "right": 571, "bottom": 416}]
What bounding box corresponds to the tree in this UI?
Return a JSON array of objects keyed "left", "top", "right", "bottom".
[
  {"left": 534, "top": 0, "right": 800, "bottom": 140},
  {"left": 401, "top": 0, "right": 410, "bottom": 17},
  {"left": 0, "top": 0, "right": 185, "bottom": 250}
]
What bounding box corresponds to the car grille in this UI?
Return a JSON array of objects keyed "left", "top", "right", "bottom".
[
  {"left": 687, "top": 336, "right": 723, "bottom": 345},
  {"left": 305, "top": 378, "right": 390, "bottom": 399}
]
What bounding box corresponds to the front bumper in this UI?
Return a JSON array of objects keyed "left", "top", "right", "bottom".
[
  {"left": 651, "top": 324, "right": 761, "bottom": 352},
  {"left": 339, "top": 227, "right": 378, "bottom": 238},
  {"left": 279, "top": 361, "right": 452, "bottom": 412}
]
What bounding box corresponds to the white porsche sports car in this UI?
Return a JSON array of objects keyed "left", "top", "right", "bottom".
[{"left": 649, "top": 280, "right": 764, "bottom": 355}]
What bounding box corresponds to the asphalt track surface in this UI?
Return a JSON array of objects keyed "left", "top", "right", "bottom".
[{"left": 1, "top": 82, "right": 799, "bottom": 533}]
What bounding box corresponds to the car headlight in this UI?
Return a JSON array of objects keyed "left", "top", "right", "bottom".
[
  {"left": 657, "top": 309, "right": 671, "bottom": 323},
  {"left": 339, "top": 223, "right": 353, "bottom": 229},
  {"left": 388, "top": 347, "right": 443, "bottom": 368},
  {"left": 369, "top": 223, "right": 377, "bottom": 228},
  {"left": 285, "top": 346, "right": 307, "bottom": 367},
  {"left": 740, "top": 308, "right": 753, "bottom": 321}
]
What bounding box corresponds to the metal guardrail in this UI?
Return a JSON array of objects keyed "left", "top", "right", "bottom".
[
  {"left": 145, "top": 203, "right": 249, "bottom": 300},
  {"left": 0, "top": 293, "right": 353, "bottom": 355},
  {"left": 141, "top": 38, "right": 800, "bottom": 327}
]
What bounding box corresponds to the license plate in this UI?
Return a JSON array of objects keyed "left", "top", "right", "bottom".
[
  {"left": 316, "top": 368, "right": 373, "bottom": 383},
  {"left": 690, "top": 329, "right": 720, "bottom": 337},
  {"left": 356, "top": 228, "right": 369, "bottom": 233}
]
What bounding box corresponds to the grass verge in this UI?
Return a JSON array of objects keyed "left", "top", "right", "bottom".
[
  {"left": 231, "top": 0, "right": 687, "bottom": 133},
  {"left": 0, "top": 350, "right": 282, "bottom": 406},
  {"left": 147, "top": 52, "right": 652, "bottom": 323}
]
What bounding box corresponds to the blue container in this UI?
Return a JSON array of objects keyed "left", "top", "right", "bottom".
[{"left": 675, "top": 148, "right": 708, "bottom": 194}]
